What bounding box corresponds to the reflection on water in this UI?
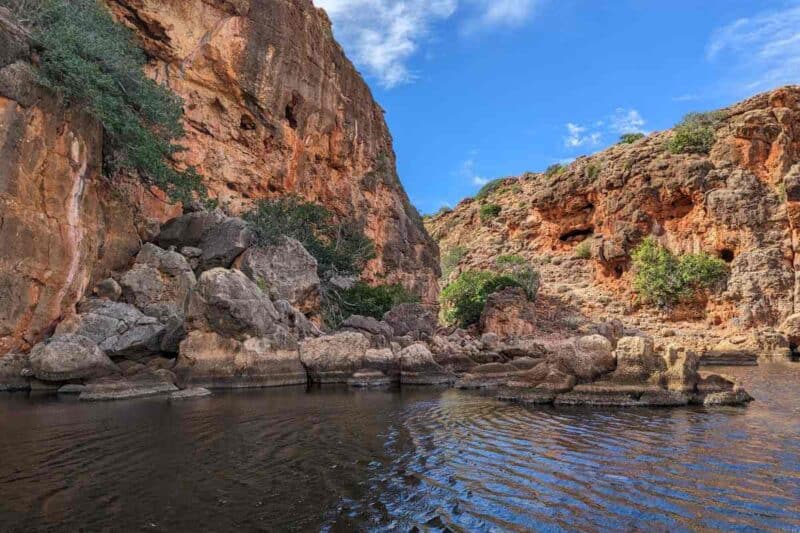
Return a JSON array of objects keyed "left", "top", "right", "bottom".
[{"left": 0, "top": 364, "right": 799, "bottom": 532}]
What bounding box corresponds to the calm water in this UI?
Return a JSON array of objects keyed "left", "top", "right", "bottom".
[{"left": 1, "top": 364, "right": 799, "bottom": 532}]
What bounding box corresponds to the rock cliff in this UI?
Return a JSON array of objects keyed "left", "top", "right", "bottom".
[
  {"left": 426, "top": 86, "right": 800, "bottom": 357},
  {"left": 0, "top": 0, "right": 439, "bottom": 354}
]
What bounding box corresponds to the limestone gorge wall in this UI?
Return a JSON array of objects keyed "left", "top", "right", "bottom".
[
  {"left": 104, "top": 0, "right": 439, "bottom": 297},
  {"left": 0, "top": 0, "right": 439, "bottom": 355},
  {"left": 427, "top": 86, "right": 800, "bottom": 334}
]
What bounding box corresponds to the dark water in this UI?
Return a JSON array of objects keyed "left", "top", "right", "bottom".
[{"left": 1, "top": 364, "right": 799, "bottom": 532}]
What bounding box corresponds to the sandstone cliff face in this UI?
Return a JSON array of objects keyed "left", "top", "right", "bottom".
[
  {"left": 0, "top": 1, "right": 439, "bottom": 354},
  {"left": 427, "top": 86, "right": 800, "bottom": 341},
  {"left": 105, "top": 0, "right": 439, "bottom": 299},
  {"left": 0, "top": 10, "right": 174, "bottom": 354}
]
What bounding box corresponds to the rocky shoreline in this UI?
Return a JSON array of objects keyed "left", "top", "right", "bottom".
[{"left": 0, "top": 210, "right": 753, "bottom": 408}]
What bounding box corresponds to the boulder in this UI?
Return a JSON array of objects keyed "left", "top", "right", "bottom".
[
  {"left": 656, "top": 345, "right": 700, "bottom": 392},
  {"left": 479, "top": 287, "right": 536, "bottom": 337},
  {"left": 383, "top": 303, "right": 436, "bottom": 341},
  {"left": 236, "top": 239, "right": 320, "bottom": 313},
  {"left": 587, "top": 318, "right": 624, "bottom": 347},
  {"left": 176, "top": 331, "right": 307, "bottom": 388},
  {"left": 0, "top": 353, "right": 31, "bottom": 391},
  {"left": 56, "top": 300, "right": 166, "bottom": 359},
  {"left": 80, "top": 369, "right": 178, "bottom": 401},
  {"left": 29, "top": 334, "right": 118, "bottom": 382},
  {"left": 455, "top": 362, "right": 521, "bottom": 389},
  {"left": 364, "top": 347, "right": 400, "bottom": 378},
  {"left": 340, "top": 315, "right": 394, "bottom": 347},
  {"left": 703, "top": 390, "right": 754, "bottom": 406},
  {"left": 506, "top": 362, "right": 577, "bottom": 393},
  {"left": 185, "top": 268, "right": 280, "bottom": 339},
  {"left": 780, "top": 314, "right": 800, "bottom": 348},
  {"left": 120, "top": 243, "right": 196, "bottom": 323},
  {"left": 93, "top": 278, "right": 122, "bottom": 301},
  {"left": 399, "top": 343, "right": 455, "bottom": 385},
  {"left": 157, "top": 210, "right": 226, "bottom": 249},
  {"left": 197, "top": 217, "right": 253, "bottom": 272},
  {"left": 607, "top": 336, "right": 662, "bottom": 384},
  {"left": 274, "top": 300, "right": 321, "bottom": 339},
  {"left": 548, "top": 335, "right": 615, "bottom": 382},
  {"left": 299, "top": 332, "right": 370, "bottom": 383}
]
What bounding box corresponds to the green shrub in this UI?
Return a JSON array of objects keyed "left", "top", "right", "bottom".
[
  {"left": 574, "top": 241, "right": 591, "bottom": 259},
  {"left": 618, "top": 133, "right": 645, "bottom": 144},
  {"left": 327, "top": 282, "right": 418, "bottom": 325},
  {"left": 4, "top": 0, "right": 206, "bottom": 203},
  {"left": 632, "top": 237, "right": 728, "bottom": 307},
  {"left": 435, "top": 206, "right": 453, "bottom": 217},
  {"left": 243, "top": 196, "right": 375, "bottom": 277},
  {"left": 585, "top": 164, "right": 601, "bottom": 180},
  {"left": 476, "top": 178, "right": 505, "bottom": 199},
  {"left": 441, "top": 246, "right": 467, "bottom": 280},
  {"left": 495, "top": 255, "right": 540, "bottom": 300},
  {"left": 545, "top": 163, "right": 567, "bottom": 178},
  {"left": 479, "top": 203, "right": 502, "bottom": 222},
  {"left": 666, "top": 111, "right": 724, "bottom": 155},
  {"left": 440, "top": 271, "right": 522, "bottom": 327}
]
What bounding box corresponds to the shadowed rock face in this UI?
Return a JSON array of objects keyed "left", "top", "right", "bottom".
[
  {"left": 427, "top": 86, "right": 800, "bottom": 334},
  {"left": 104, "top": 0, "right": 440, "bottom": 300}
]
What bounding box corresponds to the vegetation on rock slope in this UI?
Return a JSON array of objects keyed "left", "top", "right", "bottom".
[{"left": 1, "top": 0, "right": 206, "bottom": 203}]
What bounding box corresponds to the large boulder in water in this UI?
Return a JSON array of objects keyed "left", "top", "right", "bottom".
[
  {"left": 548, "top": 335, "right": 615, "bottom": 382},
  {"left": 176, "top": 331, "right": 307, "bottom": 389},
  {"left": 607, "top": 336, "right": 663, "bottom": 384},
  {"left": 299, "top": 332, "right": 370, "bottom": 383},
  {"left": 185, "top": 268, "right": 280, "bottom": 339},
  {"left": 29, "top": 334, "right": 118, "bottom": 381},
  {"left": 235, "top": 239, "right": 320, "bottom": 313},
  {"left": 0, "top": 353, "right": 31, "bottom": 391},
  {"left": 56, "top": 300, "right": 166, "bottom": 359},
  {"left": 399, "top": 343, "right": 455, "bottom": 385}
]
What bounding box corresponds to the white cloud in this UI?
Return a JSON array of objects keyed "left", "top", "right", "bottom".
[
  {"left": 563, "top": 108, "right": 647, "bottom": 149},
  {"left": 610, "top": 108, "right": 646, "bottom": 134},
  {"left": 707, "top": 5, "right": 800, "bottom": 91},
  {"left": 672, "top": 94, "right": 700, "bottom": 102},
  {"left": 459, "top": 157, "right": 489, "bottom": 185},
  {"left": 564, "top": 122, "right": 601, "bottom": 148},
  {"left": 315, "top": 0, "right": 540, "bottom": 88},
  {"left": 314, "top": 0, "right": 457, "bottom": 88}
]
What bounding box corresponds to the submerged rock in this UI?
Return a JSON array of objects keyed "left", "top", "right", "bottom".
[
  {"left": 170, "top": 387, "right": 212, "bottom": 400},
  {"left": 347, "top": 370, "right": 392, "bottom": 388},
  {"left": 80, "top": 370, "right": 178, "bottom": 401}
]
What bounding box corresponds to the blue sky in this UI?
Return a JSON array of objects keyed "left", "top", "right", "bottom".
[{"left": 314, "top": 0, "right": 800, "bottom": 214}]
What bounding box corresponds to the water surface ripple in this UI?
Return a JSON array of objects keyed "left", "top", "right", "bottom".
[{"left": 0, "top": 364, "right": 798, "bottom": 532}]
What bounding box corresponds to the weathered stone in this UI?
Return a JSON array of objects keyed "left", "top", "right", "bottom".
[
  {"left": 93, "top": 278, "right": 122, "bottom": 301},
  {"left": 176, "top": 331, "right": 306, "bottom": 389},
  {"left": 479, "top": 287, "right": 536, "bottom": 337},
  {"left": 185, "top": 268, "right": 279, "bottom": 339},
  {"left": 120, "top": 243, "right": 196, "bottom": 325},
  {"left": 341, "top": 315, "right": 394, "bottom": 347},
  {"left": 170, "top": 387, "right": 212, "bottom": 400},
  {"left": 383, "top": 304, "right": 436, "bottom": 341},
  {"left": 29, "top": 334, "right": 118, "bottom": 381},
  {"left": 236, "top": 240, "right": 320, "bottom": 313},
  {"left": 455, "top": 363, "right": 521, "bottom": 389},
  {"left": 80, "top": 369, "right": 178, "bottom": 401},
  {"left": 347, "top": 370, "right": 392, "bottom": 388},
  {"left": 656, "top": 345, "right": 700, "bottom": 392},
  {"left": 273, "top": 300, "right": 320, "bottom": 339},
  {"left": 548, "top": 335, "right": 615, "bottom": 382},
  {"left": 364, "top": 348, "right": 400, "bottom": 379},
  {"left": 56, "top": 300, "right": 166, "bottom": 359},
  {"left": 399, "top": 343, "right": 455, "bottom": 385},
  {"left": 58, "top": 384, "right": 87, "bottom": 394},
  {"left": 703, "top": 390, "right": 754, "bottom": 406},
  {"left": 0, "top": 353, "right": 30, "bottom": 391},
  {"left": 507, "top": 362, "right": 577, "bottom": 393},
  {"left": 197, "top": 217, "right": 253, "bottom": 272},
  {"left": 299, "top": 332, "right": 370, "bottom": 383},
  {"left": 608, "top": 336, "right": 662, "bottom": 384}
]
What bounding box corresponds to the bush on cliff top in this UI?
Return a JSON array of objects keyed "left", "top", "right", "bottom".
[
  {"left": 1, "top": 0, "right": 206, "bottom": 204},
  {"left": 440, "top": 271, "right": 522, "bottom": 327},
  {"left": 440, "top": 257, "right": 539, "bottom": 326},
  {"left": 632, "top": 237, "right": 728, "bottom": 307},
  {"left": 666, "top": 111, "right": 724, "bottom": 155},
  {"left": 618, "top": 133, "right": 645, "bottom": 144},
  {"left": 476, "top": 178, "right": 505, "bottom": 199}
]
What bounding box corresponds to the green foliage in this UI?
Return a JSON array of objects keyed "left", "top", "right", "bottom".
[
  {"left": 329, "top": 282, "right": 418, "bottom": 325},
  {"left": 435, "top": 206, "right": 453, "bottom": 217},
  {"left": 618, "top": 133, "right": 645, "bottom": 144},
  {"left": 440, "top": 271, "right": 521, "bottom": 327},
  {"left": 545, "top": 163, "right": 567, "bottom": 178},
  {"left": 495, "top": 255, "right": 540, "bottom": 300},
  {"left": 574, "top": 241, "right": 591, "bottom": 259},
  {"left": 5, "top": 0, "right": 206, "bottom": 203},
  {"left": 476, "top": 178, "right": 505, "bottom": 199},
  {"left": 667, "top": 111, "right": 724, "bottom": 155},
  {"left": 441, "top": 246, "right": 467, "bottom": 280},
  {"left": 585, "top": 164, "right": 601, "bottom": 180},
  {"left": 479, "top": 203, "right": 502, "bottom": 222},
  {"left": 632, "top": 237, "right": 728, "bottom": 307},
  {"left": 243, "top": 196, "right": 375, "bottom": 277}
]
